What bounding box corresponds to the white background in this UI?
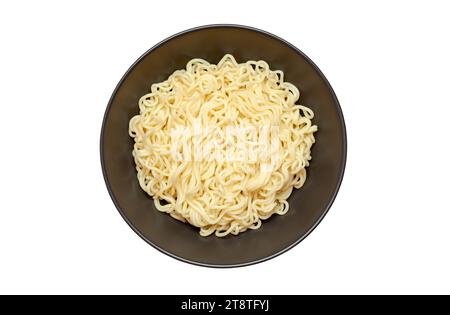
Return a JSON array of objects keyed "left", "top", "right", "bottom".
[{"left": 1, "top": 1, "right": 449, "bottom": 295}]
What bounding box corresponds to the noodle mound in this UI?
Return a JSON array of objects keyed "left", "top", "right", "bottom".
[{"left": 129, "top": 54, "right": 317, "bottom": 237}]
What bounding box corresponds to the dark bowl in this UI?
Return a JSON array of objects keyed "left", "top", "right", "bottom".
[{"left": 100, "top": 25, "right": 347, "bottom": 267}]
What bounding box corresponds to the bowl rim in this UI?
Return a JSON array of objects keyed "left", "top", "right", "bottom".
[{"left": 100, "top": 24, "right": 347, "bottom": 268}]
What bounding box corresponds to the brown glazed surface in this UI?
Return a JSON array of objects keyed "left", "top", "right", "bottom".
[{"left": 100, "top": 25, "right": 347, "bottom": 267}]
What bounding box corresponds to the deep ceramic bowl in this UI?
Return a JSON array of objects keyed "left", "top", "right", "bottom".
[{"left": 100, "top": 25, "right": 346, "bottom": 267}]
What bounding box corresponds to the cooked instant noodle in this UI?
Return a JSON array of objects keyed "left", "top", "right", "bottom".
[{"left": 129, "top": 54, "right": 317, "bottom": 237}]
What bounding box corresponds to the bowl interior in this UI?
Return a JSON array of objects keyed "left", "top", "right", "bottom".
[{"left": 101, "top": 25, "right": 346, "bottom": 267}]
